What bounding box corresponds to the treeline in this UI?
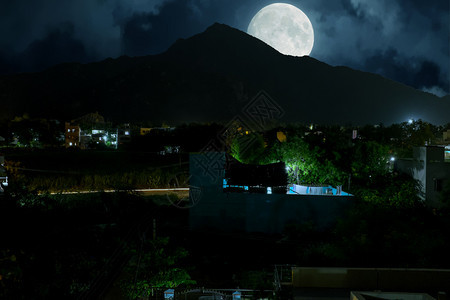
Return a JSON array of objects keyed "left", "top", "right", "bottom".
[
  {"left": 230, "top": 122, "right": 450, "bottom": 208},
  {"left": 11, "top": 168, "right": 186, "bottom": 192},
  {"left": 4, "top": 151, "right": 188, "bottom": 192}
]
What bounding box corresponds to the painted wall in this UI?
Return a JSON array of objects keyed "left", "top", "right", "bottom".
[
  {"left": 292, "top": 267, "right": 450, "bottom": 291},
  {"left": 189, "top": 153, "right": 353, "bottom": 234}
]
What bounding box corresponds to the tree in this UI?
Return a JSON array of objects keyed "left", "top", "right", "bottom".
[
  {"left": 270, "top": 136, "right": 345, "bottom": 186},
  {"left": 121, "top": 237, "right": 195, "bottom": 299},
  {"left": 230, "top": 132, "right": 266, "bottom": 164},
  {"left": 353, "top": 172, "right": 422, "bottom": 209},
  {"left": 351, "top": 140, "right": 391, "bottom": 182}
]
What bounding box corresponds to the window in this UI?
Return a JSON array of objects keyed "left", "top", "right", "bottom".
[
  {"left": 434, "top": 178, "right": 443, "bottom": 192},
  {"left": 69, "top": 142, "right": 73, "bottom": 146}
]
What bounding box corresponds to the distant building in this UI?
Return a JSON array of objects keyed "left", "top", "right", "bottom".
[
  {"left": 118, "top": 124, "right": 132, "bottom": 146},
  {"left": 65, "top": 113, "right": 118, "bottom": 149},
  {"left": 396, "top": 146, "right": 450, "bottom": 208},
  {"left": 140, "top": 127, "right": 175, "bottom": 136},
  {"left": 0, "top": 155, "right": 8, "bottom": 192},
  {"left": 140, "top": 128, "right": 152, "bottom": 135},
  {"left": 443, "top": 129, "right": 450, "bottom": 143},
  {"left": 65, "top": 122, "right": 81, "bottom": 148}
]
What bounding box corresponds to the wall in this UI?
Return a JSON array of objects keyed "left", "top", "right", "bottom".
[
  {"left": 188, "top": 153, "right": 353, "bottom": 234},
  {"left": 292, "top": 267, "right": 450, "bottom": 291},
  {"left": 396, "top": 146, "right": 450, "bottom": 208}
]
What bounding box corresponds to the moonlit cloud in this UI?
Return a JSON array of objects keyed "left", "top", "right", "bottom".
[
  {"left": 0, "top": 0, "right": 448, "bottom": 96},
  {"left": 421, "top": 86, "right": 448, "bottom": 98},
  {"left": 300, "top": 0, "right": 449, "bottom": 96}
]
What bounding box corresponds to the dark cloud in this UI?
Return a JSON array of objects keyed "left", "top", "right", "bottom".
[
  {"left": 120, "top": 0, "right": 249, "bottom": 56},
  {"left": 361, "top": 48, "right": 446, "bottom": 95},
  {"left": 0, "top": 0, "right": 448, "bottom": 96},
  {"left": 303, "top": 0, "right": 449, "bottom": 95},
  {"left": 121, "top": 0, "right": 200, "bottom": 56},
  {"left": 21, "top": 22, "right": 91, "bottom": 72}
]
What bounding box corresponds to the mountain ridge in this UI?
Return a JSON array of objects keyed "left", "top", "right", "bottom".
[{"left": 0, "top": 23, "right": 448, "bottom": 125}]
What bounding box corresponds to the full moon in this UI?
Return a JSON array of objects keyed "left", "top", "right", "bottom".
[{"left": 247, "top": 3, "right": 314, "bottom": 56}]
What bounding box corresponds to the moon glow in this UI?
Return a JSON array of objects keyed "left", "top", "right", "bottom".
[{"left": 247, "top": 3, "right": 314, "bottom": 56}]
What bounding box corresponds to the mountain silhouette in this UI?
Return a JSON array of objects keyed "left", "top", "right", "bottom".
[{"left": 1, "top": 23, "right": 449, "bottom": 125}]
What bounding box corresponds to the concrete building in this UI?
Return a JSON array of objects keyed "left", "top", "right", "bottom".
[
  {"left": 0, "top": 155, "right": 7, "bottom": 192},
  {"left": 396, "top": 146, "right": 450, "bottom": 208},
  {"left": 443, "top": 129, "right": 450, "bottom": 143},
  {"left": 118, "top": 124, "right": 132, "bottom": 146},
  {"left": 65, "top": 122, "right": 81, "bottom": 148},
  {"left": 188, "top": 152, "right": 353, "bottom": 234}
]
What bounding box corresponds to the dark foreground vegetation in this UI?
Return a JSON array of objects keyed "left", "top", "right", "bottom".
[{"left": 1, "top": 185, "right": 450, "bottom": 299}]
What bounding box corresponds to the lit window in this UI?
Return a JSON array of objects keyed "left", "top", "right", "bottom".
[
  {"left": 125, "top": 131, "right": 130, "bottom": 136},
  {"left": 72, "top": 129, "right": 75, "bottom": 132},
  {"left": 69, "top": 142, "right": 73, "bottom": 146},
  {"left": 67, "top": 129, "right": 70, "bottom": 132}
]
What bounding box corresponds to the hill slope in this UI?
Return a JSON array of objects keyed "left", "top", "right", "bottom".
[{"left": 1, "top": 23, "right": 448, "bottom": 125}]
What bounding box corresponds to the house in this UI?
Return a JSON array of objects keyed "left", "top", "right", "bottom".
[
  {"left": 118, "top": 124, "right": 132, "bottom": 146},
  {"left": 396, "top": 146, "right": 450, "bottom": 208},
  {"left": 443, "top": 129, "right": 450, "bottom": 143},
  {"left": 0, "top": 155, "right": 8, "bottom": 192},
  {"left": 65, "top": 122, "right": 81, "bottom": 148},
  {"left": 188, "top": 152, "right": 353, "bottom": 234},
  {"left": 65, "top": 113, "right": 118, "bottom": 149}
]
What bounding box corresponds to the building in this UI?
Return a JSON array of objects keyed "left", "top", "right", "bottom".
[
  {"left": 188, "top": 152, "right": 353, "bottom": 234},
  {"left": 289, "top": 267, "right": 449, "bottom": 299},
  {"left": 443, "top": 129, "right": 450, "bottom": 143},
  {"left": 396, "top": 146, "right": 450, "bottom": 208},
  {"left": 65, "top": 113, "right": 118, "bottom": 149},
  {"left": 118, "top": 124, "right": 132, "bottom": 146},
  {"left": 65, "top": 122, "right": 81, "bottom": 148},
  {"left": 0, "top": 155, "right": 8, "bottom": 192},
  {"left": 140, "top": 127, "right": 152, "bottom": 136}
]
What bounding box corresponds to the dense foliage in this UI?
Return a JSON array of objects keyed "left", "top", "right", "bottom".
[
  {"left": 4, "top": 150, "right": 188, "bottom": 192},
  {"left": 0, "top": 187, "right": 191, "bottom": 299}
]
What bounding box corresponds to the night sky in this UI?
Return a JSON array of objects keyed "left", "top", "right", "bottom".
[{"left": 1, "top": 0, "right": 448, "bottom": 97}]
